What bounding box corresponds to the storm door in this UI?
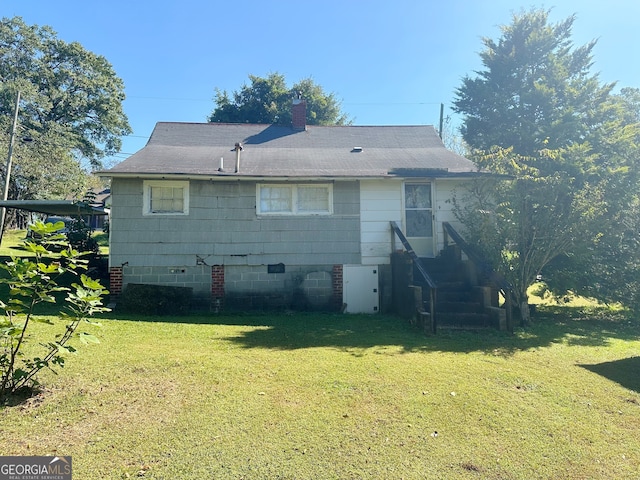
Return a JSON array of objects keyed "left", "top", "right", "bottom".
[{"left": 403, "top": 182, "right": 434, "bottom": 257}]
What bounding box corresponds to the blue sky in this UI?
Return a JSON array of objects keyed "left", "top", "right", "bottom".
[{"left": 8, "top": 0, "right": 640, "bottom": 166}]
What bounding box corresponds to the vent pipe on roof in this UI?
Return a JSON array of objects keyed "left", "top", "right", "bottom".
[{"left": 234, "top": 143, "right": 243, "bottom": 173}]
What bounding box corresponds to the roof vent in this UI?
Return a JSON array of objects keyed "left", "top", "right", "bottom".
[
  {"left": 351, "top": 147, "right": 363, "bottom": 152},
  {"left": 234, "top": 142, "right": 243, "bottom": 173}
]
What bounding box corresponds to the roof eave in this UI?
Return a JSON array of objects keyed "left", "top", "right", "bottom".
[{"left": 101, "top": 171, "right": 497, "bottom": 182}]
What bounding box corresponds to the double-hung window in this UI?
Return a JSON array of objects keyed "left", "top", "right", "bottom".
[
  {"left": 257, "top": 184, "right": 332, "bottom": 215},
  {"left": 143, "top": 180, "right": 189, "bottom": 215}
]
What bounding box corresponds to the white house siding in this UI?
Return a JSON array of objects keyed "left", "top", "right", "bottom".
[
  {"left": 433, "top": 178, "right": 469, "bottom": 253},
  {"left": 109, "top": 178, "right": 360, "bottom": 308},
  {"left": 360, "top": 179, "right": 403, "bottom": 265},
  {"left": 359, "top": 178, "right": 474, "bottom": 264}
]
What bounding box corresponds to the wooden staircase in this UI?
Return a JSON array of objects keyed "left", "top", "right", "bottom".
[
  {"left": 390, "top": 220, "right": 512, "bottom": 334},
  {"left": 416, "top": 245, "right": 505, "bottom": 331}
]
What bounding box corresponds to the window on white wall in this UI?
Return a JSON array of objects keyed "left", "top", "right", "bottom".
[
  {"left": 258, "top": 184, "right": 332, "bottom": 215},
  {"left": 404, "top": 183, "right": 432, "bottom": 237},
  {"left": 143, "top": 180, "right": 189, "bottom": 215}
]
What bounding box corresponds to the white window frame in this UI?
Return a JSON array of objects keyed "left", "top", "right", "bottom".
[
  {"left": 403, "top": 181, "right": 433, "bottom": 238},
  {"left": 143, "top": 180, "right": 190, "bottom": 215},
  {"left": 257, "top": 183, "right": 333, "bottom": 215}
]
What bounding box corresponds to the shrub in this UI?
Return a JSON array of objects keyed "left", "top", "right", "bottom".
[
  {"left": 67, "top": 217, "right": 99, "bottom": 255},
  {"left": 119, "top": 283, "right": 193, "bottom": 315},
  {"left": 0, "top": 220, "right": 109, "bottom": 402}
]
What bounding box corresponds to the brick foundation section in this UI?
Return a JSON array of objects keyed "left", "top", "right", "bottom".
[
  {"left": 332, "top": 264, "right": 343, "bottom": 311},
  {"left": 109, "top": 267, "right": 123, "bottom": 295},
  {"left": 211, "top": 265, "right": 225, "bottom": 309}
]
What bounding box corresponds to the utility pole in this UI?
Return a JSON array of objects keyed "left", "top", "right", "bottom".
[{"left": 0, "top": 90, "right": 21, "bottom": 246}]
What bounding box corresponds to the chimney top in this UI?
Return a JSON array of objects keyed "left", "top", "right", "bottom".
[{"left": 292, "top": 98, "right": 306, "bottom": 131}]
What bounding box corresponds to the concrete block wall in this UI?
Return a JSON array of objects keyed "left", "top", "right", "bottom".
[
  {"left": 119, "top": 264, "right": 212, "bottom": 307},
  {"left": 224, "top": 264, "right": 337, "bottom": 311},
  {"left": 108, "top": 178, "right": 360, "bottom": 310},
  {"left": 110, "top": 178, "right": 361, "bottom": 269}
]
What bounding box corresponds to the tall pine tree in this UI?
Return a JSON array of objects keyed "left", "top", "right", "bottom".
[
  {"left": 453, "top": 8, "right": 613, "bottom": 157},
  {"left": 451, "top": 8, "right": 640, "bottom": 322}
]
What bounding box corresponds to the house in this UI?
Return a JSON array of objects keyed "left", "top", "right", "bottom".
[
  {"left": 101, "top": 100, "right": 488, "bottom": 314},
  {"left": 84, "top": 187, "right": 111, "bottom": 230}
]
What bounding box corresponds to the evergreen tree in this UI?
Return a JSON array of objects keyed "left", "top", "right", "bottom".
[
  {"left": 453, "top": 8, "right": 613, "bottom": 157},
  {"left": 451, "top": 8, "right": 640, "bottom": 322}
]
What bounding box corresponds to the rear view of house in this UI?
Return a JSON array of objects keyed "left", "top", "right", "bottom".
[{"left": 102, "top": 100, "right": 483, "bottom": 313}]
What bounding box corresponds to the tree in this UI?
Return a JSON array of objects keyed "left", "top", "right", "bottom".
[
  {"left": 0, "top": 16, "right": 131, "bottom": 211},
  {"left": 452, "top": 146, "right": 601, "bottom": 323},
  {"left": 451, "top": 8, "right": 640, "bottom": 322},
  {"left": 209, "top": 73, "right": 351, "bottom": 125},
  {"left": 453, "top": 8, "right": 613, "bottom": 157},
  {"left": 439, "top": 115, "right": 470, "bottom": 157},
  {"left": 541, "top": 88, "right": 640, "bottom": 308}
]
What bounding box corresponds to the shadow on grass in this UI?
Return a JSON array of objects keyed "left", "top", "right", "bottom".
[
  {"left": 104, "top": 305, "right": 640, "bottom": 356},
  {"left": 579, "top": 357, "right": 640, "bottom": 393}
]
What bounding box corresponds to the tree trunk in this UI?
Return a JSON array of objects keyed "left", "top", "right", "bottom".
[
  {"left": 519, "top": 300, "right": 530, "bottom": 325},
  {"left": 515, "top": 287, "right": 530, "bottom": 326}
]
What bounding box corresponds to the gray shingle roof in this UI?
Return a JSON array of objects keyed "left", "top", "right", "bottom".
[{"left": 104, "top": 122, "right": 478, "bottom": 178}]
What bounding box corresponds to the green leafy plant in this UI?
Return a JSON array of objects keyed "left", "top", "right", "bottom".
[
  {"left": 67, "top": 217, "right": 100, "bottom": 255},
  {"left": 0, "top": 220, "right": 109, "bottom": 402}
]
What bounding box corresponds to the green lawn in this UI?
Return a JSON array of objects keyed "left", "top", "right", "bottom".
[
  {"left": 0, "top": 229, "right": 31, "bottom": 257},
  {"left": 0, "top": 228, "right": 109, "bottom": 256},
  {"left": 1, "top": 308, "right": 638, "bottom": 479}
]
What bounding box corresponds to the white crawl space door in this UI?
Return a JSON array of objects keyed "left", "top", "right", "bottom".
[{"left": 343, "top": 265, "right": 379, "bottom": 313}]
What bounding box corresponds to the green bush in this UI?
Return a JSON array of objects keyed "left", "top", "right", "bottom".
[
  {"left": 119, "top": 284, "right": 193, "bottom": 315},
  {"left": 1, "top": 220, "right": 109, "bottom": 402},
  {"left": 67, "top": 218, "right": 99, "bottom": 255}
]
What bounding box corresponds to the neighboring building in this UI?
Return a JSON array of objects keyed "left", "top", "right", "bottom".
[
  {"left": 101, "top": 100, "right": 485, "bottom": 313},
  {"left": 84, "top": 187, "right": 111, "bottom": 230}
]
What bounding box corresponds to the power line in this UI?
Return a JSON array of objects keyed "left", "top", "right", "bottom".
[
  {"left": 343, "top": 101, "right": 446, "bottom": 106},
  {"left": 125, "top": 94, "right": 446, "bottom": 107},
  {"left": 121, "top": 134, "right": 150, "bottom": 139},
  {"left": 127, "top": 96, "right": 211, "bottom": 102}
]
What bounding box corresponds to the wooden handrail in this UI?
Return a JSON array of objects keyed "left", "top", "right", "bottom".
[
  {"left": 390, "top": 221, "right": 437, "bottom": 289},
  {"left": 390, "top": 221, "right": 437, "bottom": 333},
  {"left": 442, "top": 222, "right": 511, "bottom": 290},
  {"left": 442, "top": 221, "right": 514, "bottom": 331}
]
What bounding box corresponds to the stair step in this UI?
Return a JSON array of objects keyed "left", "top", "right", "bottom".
[
  {"left": 416, "top": 280, "right": 471, "bottom": 292},
  {"left": 437, "top": 281, "right": 471, "bottom": 291},
  {"left": 437, "top": 324, "right": 492, "bottom": 331},
  {"left": 404, "top": 249, "right": 502, "bottom": 332},
  {"left": 436, "top": 290, "right": 482, "bottom": 303},
  {"left": 437, "top": 312, "right": 492, "bottom": 328},
  {"left": 436, "top": 301, "right": 483, "bottom": 313}
]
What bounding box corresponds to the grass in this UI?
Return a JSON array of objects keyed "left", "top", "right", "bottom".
[
  {"left": 93, "top": 231, "right": 109, "bottom": 255},
  {"left": 0, "top": 228, "right": 109, "bottom": 256},
  {"left": 1, "top": 308, "right": 639, "bottom": 479},
  {"left": 0, "top": 229, "right": 31, "bottom": 257}
]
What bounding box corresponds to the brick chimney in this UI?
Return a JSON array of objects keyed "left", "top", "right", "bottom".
[{"left": 292, "top": 98, "right": 307, "bottom": 131}]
